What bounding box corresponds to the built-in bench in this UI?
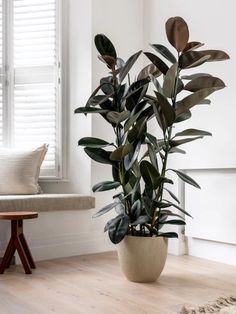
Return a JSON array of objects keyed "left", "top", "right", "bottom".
[
  {"left": 0, "top": 194, "right": 97, "bottom": 262},
  {"left": 0, "top": 194, "right": 95, "bottom": 212}
]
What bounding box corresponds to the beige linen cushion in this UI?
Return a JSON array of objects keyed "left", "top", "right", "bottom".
[{"left": 0, "top": 144, "right": 48, "bottom": 195}]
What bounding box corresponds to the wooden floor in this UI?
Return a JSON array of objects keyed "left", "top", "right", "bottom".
[{"left": 0, "top": 252, "right": 235, "bottom": 314}]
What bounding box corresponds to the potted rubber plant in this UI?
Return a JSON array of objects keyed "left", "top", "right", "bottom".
[{"left": 75, "top": 16, "right": 229, "bottom": 283}]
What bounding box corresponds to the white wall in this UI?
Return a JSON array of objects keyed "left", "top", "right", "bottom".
[{"left": 143, "top": 0, "right": 236, "bottom": 265}]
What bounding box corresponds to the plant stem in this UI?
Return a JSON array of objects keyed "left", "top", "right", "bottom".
[{"left": 152, "top": 58, "right": 180, "bottom": 231}]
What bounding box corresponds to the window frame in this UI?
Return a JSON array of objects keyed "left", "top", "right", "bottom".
[{"left": 1, "top": 0, "right": 63, "bottom": 180}]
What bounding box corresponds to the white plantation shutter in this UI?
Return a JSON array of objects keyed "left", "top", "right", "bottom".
[
  {"left": 0, "top": 0, "right": 61, "bottom": 178},
  {"left": 0, "top": 1, "right": 3, "bottom": 147}
]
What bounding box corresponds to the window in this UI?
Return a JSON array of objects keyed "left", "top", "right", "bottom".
[{"left": 0, "top": 0, "right": 61, "bottom": 178}]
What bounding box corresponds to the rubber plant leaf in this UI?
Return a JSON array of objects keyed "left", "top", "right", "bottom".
[
  {"left": 150, "top": 44, "right": 177, "bottom": 63},
  {"left": 165, "top": 16, "right": 189, "bottom": 52},
  {"left": 94, "top": 34, "right": 117, "bottom": 59}
]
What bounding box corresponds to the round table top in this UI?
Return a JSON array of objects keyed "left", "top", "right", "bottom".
[{"left": 0, "top": 211, "right": 38, "bottom": 220}]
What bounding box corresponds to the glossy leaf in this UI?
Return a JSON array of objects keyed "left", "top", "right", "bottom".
[
  {"left": 84, "top": 147, "right": 114, "bottom": 165},
  {"left": 151, "top": 44, "right": 177, "bottom": 63},
  {"left": 158, "top": 232, "right": 178, "bottom": 238},
  {"left": 98, "top": 55, "right": 116, "bottom": 69},
  {"left": 94, "top": 34, "right": 117, "bottom": 59},
  {"left": 107, "top": 110, "right": 130, "bottom": 124},
  {"left": 87, "top": 94, "right": 113, "bottom": 107},
  {"left": 124, "top": 141, "right": 141, "bottom": 171},
  {"left": 108, "top": 214, "right": 129, "bottom": 244},
  {"left": 163, "top": 63, "right": 178, "bottom": 98},
  {"left": 174, "top": 128, "right": 212, "bottom": 137},
  {"left": 74, "top": 107, "right": 108, "bottom": 114},
  {"left": 92, "top": 181, "right": 120, "bottom": 192},
  {"left": 176, "top": 87, "right": 220, "bottom": 116},
  {"left": 199, "top": 50, "right": 230, "bottom": 62},
  {"left": 169, "top": 147, "right": 186, "bottom": 154},
  {"left": 78, "top": 137, "right": 110, "bottom": 148},
  {"left": 140, "top": 160, "right": 160, "bottom": 189},
  {"left": 104, "top": 214, "right": 123, "bottom": 232},
  {"left": 100, "top": 76, "right": 114, "bottom": 94},
  {"left": 155, "top": 92, "right": 176, "bottom": 126},
  {"left": 179, "top": 51, "right": 211, "bottom": 69},
  {"left": 137, "top": 63, "right": 160, "bottom": 81},
  {"left": 170, "top": 136, "right": 203, "bottom": 147},
  {"left": 184, "top": 76, "right": 225, "bottom": 92},
  {"left": 127, "top": 117, "right": 147, "bottom": 142},
  {"left": 110, "top": 143, "right": 133, "bottom": 161},
  {"left": 171, "top": 169, "right": 200, "bottom": 189},
  {"left": 165, "top": 16, "right": 189, "bottom": 52},
  {"left": 181, "top": 73, "right": 212, "bottom": 80},
  {"left": 144, "top": 52, "right": 169, "bottom": 74},
  {"left": 164, "top": 188, "right": 180, "bottom": 204},
  {"left": 183, "top": 41, "right": 204, "bottom": 52},
  {"left": 119, "top": 50, "right": 142, "bottom": 82},
  {"left": 93, "top": 202, "right": 118, "bottom": 218},
  {"left": 163, "top": 219, "right": 186, "bottom": 225},
  {"left": 175, "top": 110, "right": 191, "bottom": 123},
  {"left": 131, "top": 215, "right": 149, "bottom": 226}
]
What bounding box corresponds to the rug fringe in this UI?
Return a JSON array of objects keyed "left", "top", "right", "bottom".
[{"left": 178, "top": 296, "right": 236, "bottom": 314}]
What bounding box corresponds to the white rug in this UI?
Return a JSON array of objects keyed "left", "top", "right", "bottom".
[{"left": 179, "top": 296, "right": 236, "bottom": 314}]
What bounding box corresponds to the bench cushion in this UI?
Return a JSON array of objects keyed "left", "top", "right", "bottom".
[{"left": 0, "top": 194, "right": 95, "bottom": 212}]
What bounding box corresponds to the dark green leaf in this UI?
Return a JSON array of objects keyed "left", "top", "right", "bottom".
[
  {"left": 84, "top": 147, "right": 114, "bottom": 165},
  {"left": 176, "top": 88, "right": 220, "bottom": 116},
  {"left": 144, "top": 52, "right": 169, "bottom": 74},
  {"left": 155, "top": 92, "right": 176, "bottom": 126},
  {"left": 104, "top": 214, "right": 123, "bottom": 232},
  {"left": 119, "top": 50, "right": 142, "bottom": 82},
  {"left": 93, "top": 202, "right": 118, "bottom": 218},
  {"left": 170, "top": 136, "right": 203, "bottom": 147},
  {"left": 127, "top": 117, "right": 147, "bottom": 142},
  {"left": 87, "top": 94, "right": 112, "bottom": 107},
  {"left": 131, "top": 215, "right": 149, "bottom": 226},
  {"left": 165, "top": 16, "right": 189, "bottom": 52},
  {"left": 92, "top": 181, "right": 120, "bottom": 192},
  {"left": 78, "top": 137, "right": 111, "bottom": 148},
  {"left": 158, "top": 232, "right": 178, "bottom": 238},
  {"left": 75, "top": 107, "right": 108, "bottom": 114},
  {"left": 124, "top": 141, "right": 141, "bottom": 171},
  {"left": 94, "top": 34, "right": 117, "bottom": 59},
  {"left": 110, "top": 143, "right": 133, "bottom": 161},
  {"left": 184, "top": 76, "right": 225, "bottom": 92},
  {"left": 171, "top": 169, "right": 200, "bottom": 189},
  {"left": 108, "top": 214, "right": 129, "bottom": 244},
  {"left": 151, "top": 44, "right": 177, "bottom": 63},
  {"left": 174, "top": 128, "right": 212, "bottom": 137},
  {"left": 164, "top": 188, "right": 180, "bottom": 204},
  {"left": 162, "top": 219, "right": 186, "bottom": 225},
  {"left": 106, "top": 110, "right": 130, "bottom": 124},
  {"left": 181, "top": 73, "right": 212, "bottom": 80},
  {"left": 137, "top": 64, "right": 161, "bottom": 81},
  {"left": 163, "top": 63, "right": 178, "bottom": 98},
  {"left": 169, "top": 147, "right": 186, "bottom": 154},
  {"left": 175, "top": 110, "right": 191, "bottom": 123},
  {"left": 100, "top": 77, "right": 114, "bottom": 94},
  {"left": 140, "top": 160, "right": 160, "bottom": 189}
]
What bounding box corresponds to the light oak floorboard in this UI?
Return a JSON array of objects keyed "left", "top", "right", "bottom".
[{"left": 0, "top": 252, "right": 235, "bottom": 314}]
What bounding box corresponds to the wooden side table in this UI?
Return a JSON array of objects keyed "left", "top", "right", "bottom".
[{"left": 0, "top": 211, "right": 38, "bottom": 274}]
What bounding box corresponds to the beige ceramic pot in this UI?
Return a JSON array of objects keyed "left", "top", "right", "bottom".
[{"left": 117, "top": 235, "right": 168, "bottom": 283}]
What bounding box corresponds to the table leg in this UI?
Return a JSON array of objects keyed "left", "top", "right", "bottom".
[{"left": 0, "top": 238, "right": 15, "bottom": 274}]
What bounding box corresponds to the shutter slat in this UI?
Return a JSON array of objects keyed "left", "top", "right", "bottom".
[{"left": 13, "top": 0, "right": 58, "bottom": 174}]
